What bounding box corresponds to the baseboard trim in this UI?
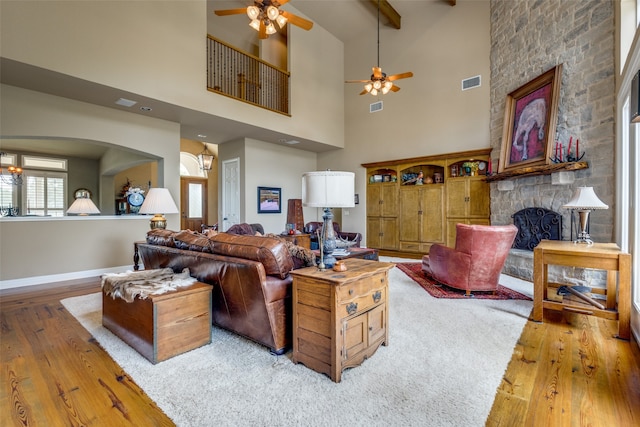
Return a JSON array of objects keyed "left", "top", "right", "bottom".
[{"left": 0, "top": 265, "right": 135, "bottom": 290}]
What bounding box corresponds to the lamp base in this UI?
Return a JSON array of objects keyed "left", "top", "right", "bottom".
[
  {"left": 573, "top": 210, "right": 593, "bottom": 245},
  {"left": 319, "top": 207, "right": 337, "bottom": 269},
  {"left": 149, "top": 214, "right": 167, "bottom": 230}
]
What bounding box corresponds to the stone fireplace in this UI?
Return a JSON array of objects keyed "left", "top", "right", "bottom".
[{"left": 489, "top": 1, "right": 615, "bottom": 289}]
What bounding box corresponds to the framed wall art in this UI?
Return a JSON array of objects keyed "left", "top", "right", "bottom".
[
  {"left": 499, "top": 64, "right": 562, "bottom": 173},
  {"left": 257, "top": 186, "right": 281, "bottom": 213}
]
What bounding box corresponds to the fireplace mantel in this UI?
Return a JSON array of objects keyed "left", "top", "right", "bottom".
[{"left": 484, "top": 161, "right": 588, "bottom": 182}]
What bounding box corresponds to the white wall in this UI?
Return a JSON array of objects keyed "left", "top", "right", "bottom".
[{"left": 0, "top": 0, "right": 345, "bottom": 149}]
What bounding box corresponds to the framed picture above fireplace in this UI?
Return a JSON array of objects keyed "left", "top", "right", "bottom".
[{"left": 499, "top": 64, "right": 562, "bottom": 173}]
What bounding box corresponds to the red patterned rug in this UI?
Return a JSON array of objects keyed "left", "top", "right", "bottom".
[{"left": 396, "top": 263, "right": 531, "bottom": 300}]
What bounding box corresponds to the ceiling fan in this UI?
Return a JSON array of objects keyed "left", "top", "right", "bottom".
[
  {"left": 345, "top": 0, "right": 413, "bottom": 96},
  {"left": 214, "top": 0, "right": 313, "bottom": 39}
]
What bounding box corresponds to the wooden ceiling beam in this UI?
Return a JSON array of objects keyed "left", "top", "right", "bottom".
[{"left": 369, "top": 0, "right": 401, "bottom": 29}]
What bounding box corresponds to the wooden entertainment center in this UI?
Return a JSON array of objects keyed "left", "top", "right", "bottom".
[{"left": 362, "top": 149, "right": 491, "bottom": 255}]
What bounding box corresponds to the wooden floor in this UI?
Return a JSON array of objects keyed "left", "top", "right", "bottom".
[{"left": 1, "top": 278, "right": 639, "bottom": 426}]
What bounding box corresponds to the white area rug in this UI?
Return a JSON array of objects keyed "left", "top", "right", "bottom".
[{"left": 62, "top": 258, "right": 533, "bottom": 426}]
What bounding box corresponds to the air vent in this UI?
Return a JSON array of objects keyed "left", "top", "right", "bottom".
[
  {"left": 462, "top": 75, "right": 481, "bottom": 91},
  {"left": 370, "top": 101, "right": 383, "bottom": 113}
]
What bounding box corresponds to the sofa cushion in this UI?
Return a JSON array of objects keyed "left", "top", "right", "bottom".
[
  {"left": 146, "top": 229, "right": 177, "bottom": 247},
  {"left": 173, "top": 230, "right": 212, "bottom": 252},
  {"left": 208, "top": 233, "right": 293, "bottom": 279}
]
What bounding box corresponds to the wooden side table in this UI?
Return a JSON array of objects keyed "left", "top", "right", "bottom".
[
  {"left": 290, "top": 259, "right": 395, "bottom": 382},
  {"left": 532, "top": 240, "right": 631, "bottom": 340},
  {"left": 279, "top": 233, "right": 311, "bottom": 249}
]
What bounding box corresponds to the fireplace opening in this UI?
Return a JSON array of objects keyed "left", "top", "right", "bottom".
[{"left": 512, "top": 207, "right": 562, "bottom": 251}]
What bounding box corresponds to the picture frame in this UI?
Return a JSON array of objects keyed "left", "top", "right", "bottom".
[
  {"left": 257, "top": 186, "right": 281, "bottom": 214},
  {"left": 499, "top": 64, "right": 562, "bottom": 173}
]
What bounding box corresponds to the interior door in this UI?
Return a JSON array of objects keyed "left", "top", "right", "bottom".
[
  {"left": 180, "top": 177, "right": 207, "bottom": 231},
  {"left": 222, "top": 157, "right": 240, "bottom": 231}
]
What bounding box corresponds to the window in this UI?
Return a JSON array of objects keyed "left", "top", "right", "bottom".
[
  {"left": 0, "top": 152, "right": 19, "bottom": 212},
  {"left": 22, "top": 171, "right": 67, "bottom": 216}
]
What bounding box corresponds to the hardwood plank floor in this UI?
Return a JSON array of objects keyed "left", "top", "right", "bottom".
[
  {"left": 1, "top": 278, "right": 639, "bottom": 426},
  {"left": 0, "top": 278, "right": 174, "bottom": 426}
]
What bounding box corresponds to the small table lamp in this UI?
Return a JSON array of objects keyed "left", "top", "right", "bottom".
[
  {"left": 302, "top": 171, "right": 355, "bottom": 269},
  {"left": 66, "top": 197, "right": 100, "bottom": 215},
  {"left": 562, "top": 186, "right": 608, "bottom": 244},
  {"left": 139, "top": 188, "right": 179, "bottom": 229}
]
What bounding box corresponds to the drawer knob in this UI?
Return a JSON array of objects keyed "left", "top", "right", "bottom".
[
  {"left": 373, "top": 291, "right": 382, "bottom": 303},
  {"left": 346, "top": 302, "right": 358, "bottom": 315}
]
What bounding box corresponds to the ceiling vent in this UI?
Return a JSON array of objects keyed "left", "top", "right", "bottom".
[
  {"left": 370, "top": 101, "right": 383, "bottom": 113},
  {"left": 462, "top": 75, "right": 481, "bottom": 91},
  {"left": 115, "top": 98, "right": 137, "bottom": 107}
]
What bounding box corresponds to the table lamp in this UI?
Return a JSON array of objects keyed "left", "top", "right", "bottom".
[
  {"left": 562, "top": 186, "right": 608, "bottom": 244},
  {"left": 139, "top": 188, "right": 179, "bottom": 229},
  {"left": 66, "top": 197, "right": 100, "bottom": 215},
  {"left": 302, "top": 171, "right": 355, "bottom": 269}
]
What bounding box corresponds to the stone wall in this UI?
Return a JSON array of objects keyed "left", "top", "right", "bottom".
[{"left": 490, "top": 0, "right": 615, "bottom": 280}]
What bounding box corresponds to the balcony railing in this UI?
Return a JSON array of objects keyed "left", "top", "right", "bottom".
[{"left": 207, "top": 35, "right": 290, "bottom": 115}]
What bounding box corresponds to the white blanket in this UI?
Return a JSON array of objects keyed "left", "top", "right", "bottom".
[{"left": 101, "top": 268, "right": 197, "bottom": 303}]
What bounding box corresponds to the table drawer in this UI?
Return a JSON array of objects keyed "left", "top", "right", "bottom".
[
  {"left": 336, "top": 272, "right": 387, "bottom": 302},
  {"left": 338, "top": 286, "right": 385, "bottom": 317}
]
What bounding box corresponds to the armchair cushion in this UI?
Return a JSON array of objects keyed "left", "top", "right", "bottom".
[{"left": 422, "top": 223, "right": 517, "bottom": 294}]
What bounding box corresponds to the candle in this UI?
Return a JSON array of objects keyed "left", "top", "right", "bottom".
[
  {"left": 488, "top": 158, "right": 492, "bottom": 175},
  {"left": 576, "top": 139, "right": 579, "bottom": 158},
  {"left": 568, "top": 137, "right": 572, "bottom": 157}
]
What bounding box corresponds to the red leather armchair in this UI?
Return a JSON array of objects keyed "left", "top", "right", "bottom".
[{"left": 422, "top": 223, "right": 517, "bottom": 295}]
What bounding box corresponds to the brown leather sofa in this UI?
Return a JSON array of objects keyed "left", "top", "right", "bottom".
[
  {"left": 138, "top": 230, "right": 295, "bottom": 354},
  {"left": 421, "top": 223, "right": 518, "bottom": 295}
]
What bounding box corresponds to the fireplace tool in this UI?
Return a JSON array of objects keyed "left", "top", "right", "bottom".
[{"left": 556, "top": 285, "right": 605, "bottom": 310}]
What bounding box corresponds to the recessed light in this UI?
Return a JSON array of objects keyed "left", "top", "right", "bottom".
[
  {"left": 197, "top": 134, "right": 207, "bottom": 138},
  {"left": 284, "top": 140, "right": 300, "bottom": 145},
  {"left": 140, "top": 106, "right": 152, "bottom": 112},
  {"left": 115, "top": 98, "right": 137, "bottom": 107}
]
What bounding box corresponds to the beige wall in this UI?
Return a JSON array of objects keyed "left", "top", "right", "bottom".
[
  {"left": 0, "top": 85, "right": 181, "bottom": 285},
  {"left": 319, "top": 1, "right": 491, "bottom": 241},
  {"left": 0, "top": 0, "right": 344, "bottom": 149},
  {"left": 217, "top": 138, "right": 317, "bottom": 235}
]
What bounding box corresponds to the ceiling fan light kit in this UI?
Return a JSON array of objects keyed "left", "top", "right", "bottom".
[
  {"left": 215, "top": 0, "right": 313, "bottom": 39},
  {"left": 345, "top": 0, "right": 413, "bottom": 96}
]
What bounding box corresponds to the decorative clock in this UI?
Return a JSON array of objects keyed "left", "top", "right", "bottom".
[{"left": 127, "top": 191, "right": 145, "bottom": 207}]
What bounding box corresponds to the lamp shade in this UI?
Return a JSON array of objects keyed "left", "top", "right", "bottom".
[
  {"left": 139, "top": 188, "right": 179, "bottom": 215},
  {"left": 66, "top": 198, "right": 100, "bottom": 215},
  {"left": 302, "top": 171, "right": 355, "bottom": 208},
  {"left": 562, "top": 187, "right": 608, "bottom": 210}
]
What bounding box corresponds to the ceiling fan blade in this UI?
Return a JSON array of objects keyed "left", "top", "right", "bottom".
[
  {"left": 359, "top": 89, "right": 369, "bottom": 95},
  {"left": 372, "top": 67, "right": 383, "bottom": 78},
  {"left": 214, "top": 8, "right": 248, "bottom": 16},
  {"left": 390, "top": 85, "right": 401, "bottom": 92},
  {"left": 259, "top": 21, "right": 267, "bottom": 39},
  {"left": 280, "top": 11, "right": 313, "bottom": 30},
  {"left": 345, "top": 79, "right": 372, "bottom": 83},
  {"left": 387, "top": 71, "right": 413, "bottom": 81},
  {"left": 276, "top": 0, "right": 290, "bottom": 5}
]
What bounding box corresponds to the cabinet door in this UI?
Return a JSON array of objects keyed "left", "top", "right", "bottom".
[
  {"left": 367, "top": 217, "right": 382, "bottom": 248},
  {"left": 422, "top": 185, "right": 445, "bottom": 243},
  {"left": 446, "top": 179, "right": 468, "bottom": 217},
  {"left": 468, "top": 179, "right": 490, "bottom": 217},
  {"left": 343, "top": 313, "right": 367, "bottom": 360},
  {"left": 380, "top": 184, "right": 398, "bottom": 216},
  {"left": 367, "top": 304, "right": 386, "bottom": 344},
  {"left": 380, "top": 217, "right": 398, "bottom": 249},
  {"left": 366, "top": 185, "right": 382, "bottom": 217},
  {"left": 399, "top": 187, "right": 420, "bottom": 242}
]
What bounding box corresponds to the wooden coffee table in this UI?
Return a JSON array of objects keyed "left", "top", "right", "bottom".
[
  {"left": 313, "top": 247, "right": 379, "bottom": 262},
  {"left": 103, "top": 282, "right": 212, "bottom": 363}
]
